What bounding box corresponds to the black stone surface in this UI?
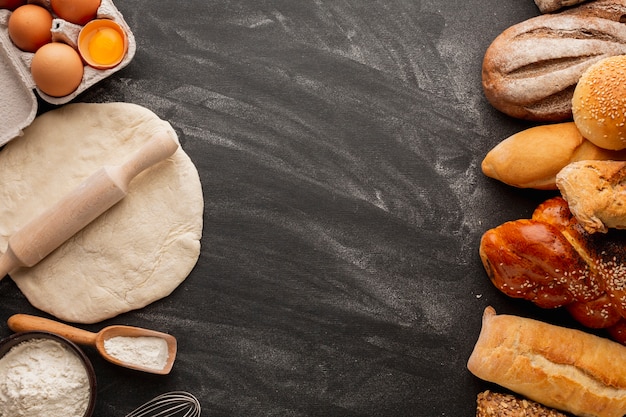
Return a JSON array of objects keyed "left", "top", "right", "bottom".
[{"left": 2, "top": 1, "right": 591, "bottom": 416}]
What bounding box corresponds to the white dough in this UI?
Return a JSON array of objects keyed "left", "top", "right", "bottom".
[{"left": 0, "top": 103, "right": 203, "bottom": 323}]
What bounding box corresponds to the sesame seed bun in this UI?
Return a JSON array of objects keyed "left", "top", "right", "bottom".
[{"left": 572, "top": 55, "right": 626, "bottom": 150}]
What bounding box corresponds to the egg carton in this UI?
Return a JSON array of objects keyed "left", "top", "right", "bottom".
[{"left": 0, "top": 0, "right": 136, "bottom": 146}]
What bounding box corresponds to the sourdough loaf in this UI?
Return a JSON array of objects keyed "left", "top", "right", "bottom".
[{"left": 482, "top": 0, "right": 626, "bottom": 121}]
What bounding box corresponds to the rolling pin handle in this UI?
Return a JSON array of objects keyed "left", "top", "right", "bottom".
[{"left": 112, "top": 131, "right": 179, "bottom": 189}]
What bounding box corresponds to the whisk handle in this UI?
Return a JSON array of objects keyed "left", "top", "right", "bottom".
[{"left": 125, "top": 391, "right": 202, "bottom": 417}]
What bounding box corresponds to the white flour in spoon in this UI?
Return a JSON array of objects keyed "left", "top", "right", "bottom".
[
  {"left": 0, "top": 338, "right": 90, "bottom": 417},
  {"left": 104, "top": 336, "right": 169, "bottom": 371}
]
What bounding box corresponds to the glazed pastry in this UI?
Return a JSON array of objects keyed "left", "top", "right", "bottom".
[{"left": 479, "top": 196, "right": 626, "bottom": 344}]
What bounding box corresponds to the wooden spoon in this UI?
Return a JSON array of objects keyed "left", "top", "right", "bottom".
[
  {"left": 8, "top": 314, "right": 177, "bottom": 375},
  {"left": 0, "top": 131, "right": 179, "bottom": 280}
]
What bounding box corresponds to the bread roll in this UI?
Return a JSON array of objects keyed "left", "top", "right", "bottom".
[
  {"left": 481, "top": 122, "right": 626, "bottom": 189},
  {"left": 572, "top": 56, "right": 626, "bottom": 150},
  {"left": 557, "top": 160, "right": 626, "bottom": 233},
  {"left": 482, "top": 1, "right": 626, "bottom": 122},
  {"left": 468, "top": 306, "right": 626, "bottom": 417}
]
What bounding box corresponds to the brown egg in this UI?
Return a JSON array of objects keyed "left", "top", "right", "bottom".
[
  {"left": 0, "top": 0, "right": 27, "bottom": 11},
  {"left": 8, "top": 4, "right": 53, "bottom": 52},
  {"left": 31, "top": 43, "right": 84, "bottom": 97},
  {"left": 50, "top": 0, "right": 101, "bottom": 25}
]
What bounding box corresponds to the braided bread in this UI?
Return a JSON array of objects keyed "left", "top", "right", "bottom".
[{"left": 480, "top": 196, "right": 626, "bottom": 344}]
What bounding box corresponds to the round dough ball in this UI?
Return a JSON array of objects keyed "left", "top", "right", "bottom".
[
  {"left": 0, "top": 103, "right": 203, "bottom": 323},
  {"left": 572, "top": 55, "right": 626, "bottom": 150}
]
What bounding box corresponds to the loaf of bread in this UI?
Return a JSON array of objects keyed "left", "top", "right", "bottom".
[
  {"left": 468, "top": 306, "right": 626, "bottom": 417},
  {"left": 482, "top": 0, "right": 626, "bottom": 121},
  {"left": 476, "top": 390, "right": 568, "bottom": 417},
  {"left": 534, "top": 0, "right": 588, "bottom": 13},
  {"left": 481, "top": 122, "right": 626, "bottom": 189},
  {"left": 479, "top": 196, "right": 626, "bottom": 343},
  {"left": 557, "top": 160, "right": 626, "bottom": 233}
]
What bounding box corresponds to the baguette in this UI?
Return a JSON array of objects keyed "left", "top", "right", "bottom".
[
  {"left": 482, "top": 0, "right": 626, "bottom": 122},
  {"left": 467, "top": 306, "right": 626, "bottom": 417},
  {"left": 481, "top": 123, "right": 626, "bottom": 190}
]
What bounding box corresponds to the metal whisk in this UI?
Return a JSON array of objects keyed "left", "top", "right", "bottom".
[{"left": 125, "top": 391, "right": 201, "bottom": 417}]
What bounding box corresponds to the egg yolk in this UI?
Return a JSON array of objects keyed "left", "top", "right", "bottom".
[{"left": 87, "top": 28, "right": 124, "bottom": 65}]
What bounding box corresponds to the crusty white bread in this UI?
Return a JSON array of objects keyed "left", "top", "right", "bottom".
[
  {"left": 467, "top": 306, "right": 626, "bottom": 417},
  {"left": 481, "top": 122, "right": 626, "bottom": 190},
  {"left": 482, "top": 1, "right": 626, "bottom": 121},
  {"left": 476, "top": 390, "right": 568, "bottom": 417}
]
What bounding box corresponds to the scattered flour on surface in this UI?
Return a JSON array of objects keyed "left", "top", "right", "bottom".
[
  {"left": 0, "top": 338, "right": 90, "bottom": 417},
  {"left": 104, "top": 336, "right": 169, "bottom": 370}
]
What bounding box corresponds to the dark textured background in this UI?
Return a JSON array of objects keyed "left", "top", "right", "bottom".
[{"left": 1, "top": 0, "right": 586, "bottom": 415}]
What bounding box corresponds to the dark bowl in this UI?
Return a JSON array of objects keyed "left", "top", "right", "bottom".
[{"left": 0, "top": 331, "right": 97, "bottom": 417}]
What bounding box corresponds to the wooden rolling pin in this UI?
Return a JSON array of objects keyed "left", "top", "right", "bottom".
[{"left": 0, "top": 131, "right": 179, "bottom": 280}]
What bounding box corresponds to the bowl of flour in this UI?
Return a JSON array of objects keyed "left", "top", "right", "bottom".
[{"left": 0, "top": 331, "right": 96, "bottom": 417}]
